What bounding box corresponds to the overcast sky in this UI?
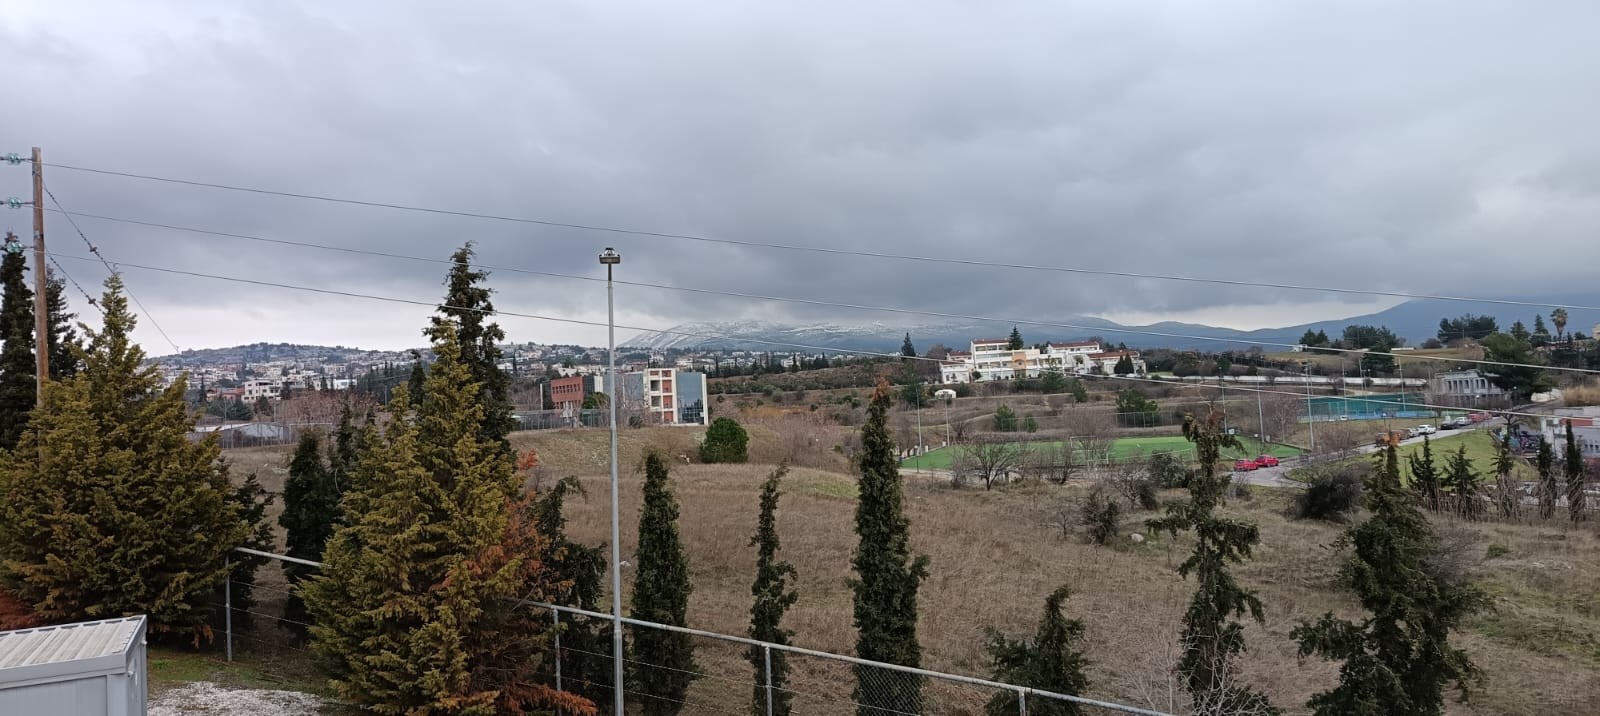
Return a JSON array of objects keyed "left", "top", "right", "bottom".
[{"left": 3, "top": 1, "right": 1598, "bottom": 353}]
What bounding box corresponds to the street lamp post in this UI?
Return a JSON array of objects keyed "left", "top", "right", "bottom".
[
  {"left": 599, "top": 247, "right": 624, "bottom": 716},
  {"left": 1303, "top": 361, "right": 1316, "bottom": 453}
]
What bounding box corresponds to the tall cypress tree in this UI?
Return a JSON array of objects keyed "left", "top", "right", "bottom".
[
  {"left": 305, "top": 326, "right": 574, "bottom": 713},
  {"left": 1493, "top": 430, "right": 1520, "bottom": 520},
  {"left": 630, "top": 451, "right": 696, "bottom": 716},
  {"left": 984, "top": 585, "right": 1091, "bottom": 716},
  {"left": 1444, "top": 445, "right": 1480, "bottom": 520},
  {"left": 851, "top": 380, "right": 930, "bottom": 715},
  {"left": 279, "top": 433, "right": 340, "bottom": 640},
  {"left": 749, "top": 464, "right": 797, "bottom": 716},
  {"left": 1007, "top": 326, "right": 1024, "bottom": 350},
  {"left": 900, "top": 333, "right": 916, "bottom": 360},
  {"left": 1536, "top": 437, "right": 1557, "bottom": 520},
  {"left": 407, "top": 350, "right": 426, "bottom": 408},
  {"left": 1293, "top": 445, "right": 1486, "bottom": 715},
  {"left": 44, "top": 269, "right": 81, "bottom": 380},
  {"left": 430, "top": 243, "right": 514, "bottom": 451},
  {"left": 1407, "top": 436, "right": 1441, "bottom": 513},
  {"left": 1566, "top": 421, "right": 1587, "bottom": 522},
  {"left": 1145, "top": 411, "right": 1276, "bottom": 715},
  {"left": 0, "top": 248, "right": 34, "bottom": 450},
  {"left": 0, "top": 275, "right": 254, "bottom": 642}
]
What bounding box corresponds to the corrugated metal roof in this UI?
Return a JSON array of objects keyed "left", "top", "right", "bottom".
[{"left": 0, "top": 616, "right": 143, "bottom": 671}]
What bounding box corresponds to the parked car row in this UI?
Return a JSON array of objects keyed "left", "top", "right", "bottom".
[{"left": 1233, "top": 455, "right": 1280, "bottom": 472}]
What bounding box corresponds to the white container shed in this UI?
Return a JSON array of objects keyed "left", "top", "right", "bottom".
[{"left": 0, "top": 614, "right": 147, "bottom": 716}]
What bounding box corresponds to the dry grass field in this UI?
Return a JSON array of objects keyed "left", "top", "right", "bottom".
[{"left": 224, "top": 425, "right": 1600, "bottom": 715}]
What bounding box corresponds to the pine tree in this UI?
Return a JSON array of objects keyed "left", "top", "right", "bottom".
[
  {"left": 984, "top": 585, "right": 1091, "bottom": 716},
  {"left": 1008, "top": 326, "right": 1024, "bottom": 350},
  {"left": 44, "top": 269, "right": 81, "bottom": 380},
  {"left": 851, "top": 380, "right": 930, "bottom": 715},
  {"left": 0, "top": 248, "right": 34, "bottom": 450},
  {"left": 630, "top": 451, "right": 696, "bottom": 716},
  {"left": 1292, "top": 446, "right": 1486, "bottom": 715},
  {"left": 1145, "top": 411, "right": 1276, "bottom": 715},
  {"left": 1408, "top": 437, "right": 1442, "bottom": 513},
  {"left": 1537, "top": 437, "right": 1557, "bottom": 519},
  {"left": 1566, "top": 421, "right": 1586, "bottom": 522},
  {"left": 901, "top": 333, "right": 916, "bottom": 360},
  {"left": 749, "top": 464, "right": 797, "bottom": 716},
  {"left": 304, "top": 326, "right": 579, "bottom": 714},
  {"left": 278, "top": 433, "right": 341, "bottom": 640},
  {"left": 431, "top": 243, "right": 514, "bottom": 451},
  {"left": 0, "top": 275, "right": 254, "bottom": 642},
  {"left": 1493, "top": 430, "right": 1520, "bottom": 521},
  {"left": 1444, "top": 445, "right": 1481, "bottom": 520}
]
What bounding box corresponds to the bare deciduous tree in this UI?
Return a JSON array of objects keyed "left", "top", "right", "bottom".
[
  {"left": 1023, "top": 442, "right": 1076, "bottom": 485},
  {"left": 1258, "top": 393, "right": 1302, "bottom": 446},
  {"left": 1064, "top": 409, "right": 1115, "bottom": 473},
  {"left": 952, "top": 436, "right": 1027, "bottom": 490}
]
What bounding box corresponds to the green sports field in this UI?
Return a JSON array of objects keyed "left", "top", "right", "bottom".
[{"left": 900, "top": 435, "right": 1301, "bottom": 471}]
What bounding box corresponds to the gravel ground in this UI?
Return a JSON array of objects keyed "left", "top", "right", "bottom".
[{"left": 150, "top": 682, "right": 327, "bottom": 716}]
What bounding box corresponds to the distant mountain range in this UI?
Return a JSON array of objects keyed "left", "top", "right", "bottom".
[{"left": 622, "top": 295, "right": 1600, "bottom": 353}]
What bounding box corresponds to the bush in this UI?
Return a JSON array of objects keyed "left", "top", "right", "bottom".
[
  {"left": 1294, "top": 469, "right": 1363, "bottom": 522},
  {"left": 1080, "top": 488, "right": 1121, "bottom": 546},
  {"left": 699, "top": 417, "right": 750, "bottom": 463},
  {"left": 1022, "top": 416, "right": 1038, "bottom": 433},
  {"left": 993, "top": 404, "right": 1018, "bottom": 432},
  {"left": 1147, "top": 452, "right": 1188, "bottom": 489}
]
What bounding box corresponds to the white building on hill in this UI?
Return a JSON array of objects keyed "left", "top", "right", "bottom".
[{"left": 938, "top": 338, "right": 1146, "bottom": 384}]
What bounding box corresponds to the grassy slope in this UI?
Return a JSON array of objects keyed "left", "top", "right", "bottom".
[{"left": 204, "top": 425, "right": 1598, "bottom": 714}]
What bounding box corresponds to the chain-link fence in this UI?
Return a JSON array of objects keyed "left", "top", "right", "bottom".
[{"left": 226, "top": 547, "right": 1167, "bottom": 715}]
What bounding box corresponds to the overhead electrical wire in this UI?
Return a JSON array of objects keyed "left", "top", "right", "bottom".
[
  {"left": 44, "top": 206, "right": 1600, "bottom": 377},
  {"left": 44, "top": 249, "right": 1576, "bottom": 422},
  {"left": 42, "top": 161, "right": 1600, "bottom": 313},
  {"left": 42, "top": 184, "right": 178, "bottom": 351}
]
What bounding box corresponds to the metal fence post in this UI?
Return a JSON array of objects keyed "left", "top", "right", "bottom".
[
  {"left": 763, "top": 644, "right": 774, "bottom": 716},
  {"left": 223, "top": 555, "right": 233, "bottom": 662},
  {"left": 552, "top": 609, "right": 563, "bottom": 693},
  {"left": 1017, "top": 688, "right": 1028, "bottom": 716}
]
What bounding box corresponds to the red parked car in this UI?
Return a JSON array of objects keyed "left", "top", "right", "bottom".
[
  {"left": 1255, "top": 455, "right": 1280, "bottom": 468},
  {"left": 1233, "top": 459, "right": 1259, "bottom": 472}
]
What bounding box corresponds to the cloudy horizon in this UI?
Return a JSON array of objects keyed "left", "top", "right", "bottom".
[{"left": 5, "top": 1, "right": 1599, "bottom": 353}]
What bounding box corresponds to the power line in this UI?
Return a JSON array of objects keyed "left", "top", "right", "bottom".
[
  {"left": 42, "top": 161, "right": 1600, "bottom": 313},
  {"left": 42, "top": 250, "right": 1575, "bottom": 421},
  {"left": 42, "top": 184, "right": 178, "bottom": 351},
  {"left": 43, "top": 255, "right": 100, "bottom": 313},
  {"left": 44, "top": 207, "right": 1600, "bottom": 377}
]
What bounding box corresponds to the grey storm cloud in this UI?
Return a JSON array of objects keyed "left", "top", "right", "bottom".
[{"left": 3, "top": 0, "right": 1599, "bottom": 351}]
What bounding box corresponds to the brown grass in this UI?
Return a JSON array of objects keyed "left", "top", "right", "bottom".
[{"left": 223, "top": 426, "right": 1600, "bottom": 714}]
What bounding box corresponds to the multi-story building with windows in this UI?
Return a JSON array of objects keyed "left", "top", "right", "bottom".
[{"left": 939, "top": 338, "right": 1145, "bottom": 384}]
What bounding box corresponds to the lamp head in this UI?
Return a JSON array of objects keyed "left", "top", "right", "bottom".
[{"left": 599, "top": 247, "right": 621, "bottom": 265}]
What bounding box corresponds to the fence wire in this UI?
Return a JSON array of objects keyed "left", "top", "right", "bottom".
[{"left": 225, "top": 547, "right": 1167, "bottom": 716}]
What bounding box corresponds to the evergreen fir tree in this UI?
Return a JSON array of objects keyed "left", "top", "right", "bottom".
[
  {"left": 216, "top": 472, "right": 275, "bottom": 632},
  {"left": 901, "top": 333, "right": 916, "bottom": 360},
  {"left": 1292, "top": 446, "right": 1487, "bottom": 715},
  {"left": 408, "top": 350, "right": 426, "bottom": 408},
  {"left": 532, "top": 475, "right": 610, "bottom": 709},
  {"left": 304, "top": 326, "right": 579, "bottom": 714},
  {"left": 278, "top": 433, "right": 340, "bottom": 640},
  {"left": 1537, "top": 437, "right": 1557, "bottom": 520},
  {"left": 1493, "top": 430, "right": 1520, "bottom": 520},
  {"left": 1444, "top": 445, "right": 1481, "bottom": 520},
  {"left": 630, "top": 451, "right": 696, "bottom": 716},
  {"left": 430, "top": 243, "right": 514, "bottom": 451},
  {"left": 851, "top": 380, "right": 930, "bottom": 715},
  {"left": 984, "top": 585, "right": 1091, "bottom": 716},
  {"left": 1566, "top": 421, "right": 1586, "bottom": 522},
  {"left": 0, "top": 275, "right": 254, "bottom": 642},
  {"left": 0, "top": 248, "right": 34, "bottom": 450},
  {"left": 1408, "top": 437, "right": 1442, "bottom": 513},
  {"left": 749, "top": 464, "right": 797, "bottom": 716},
  {"left": 1145, "top": 411, "right": 1276, "bottom": 715},
  {"left": 1008, "top": 326, "right": 1024, "bottom": 350},
  {"left": 44, "top": 269, "right": 81, "bottom": 380}
]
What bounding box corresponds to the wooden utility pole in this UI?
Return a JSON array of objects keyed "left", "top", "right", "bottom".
[{"left": 30, "top": 146, "right": 48, "bottom": 398}]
